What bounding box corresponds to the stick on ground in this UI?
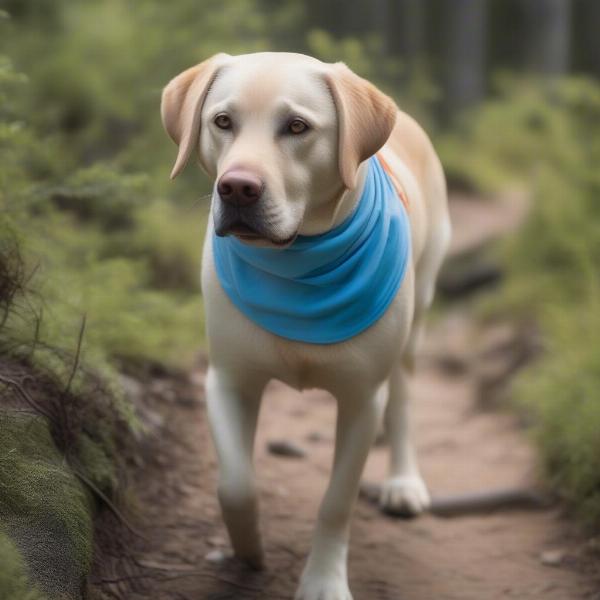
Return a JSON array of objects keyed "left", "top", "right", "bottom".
[{"left": 359, "top": 481, "right": 553, "bottom": 517}]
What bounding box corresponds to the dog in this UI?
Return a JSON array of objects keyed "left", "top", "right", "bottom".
[{"left": 161, "top": 52, "right": 451, "bottom": 600}]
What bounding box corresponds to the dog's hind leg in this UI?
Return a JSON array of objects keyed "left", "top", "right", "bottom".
[
  {"left": 379, "top": 362, "right": 430, "bottom": 516},
  {"left": 379, "top": 208, "right": 451, "bottom": 516},
  {"left": 206, "top": 366, "right": 267, "bottom": 569}
]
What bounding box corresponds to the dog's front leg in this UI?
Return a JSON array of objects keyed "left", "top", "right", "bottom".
[
  {"left": 296, "top": 385, "right": 384, "bottom": 600},
  {"left": 205, "top": 366, "right": 266, "bottom": 569}
]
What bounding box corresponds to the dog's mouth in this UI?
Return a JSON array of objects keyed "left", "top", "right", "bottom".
[
  {"left": 215, "top": 216, "right": 297, "bottom": 248},
  {"left": 230, "top": 224, "right": 296, "bottom": 247},
  {"left": 228, "top": 222, "right": 263, "bottom": 241}
]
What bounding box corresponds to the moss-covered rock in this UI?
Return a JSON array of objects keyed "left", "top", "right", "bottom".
[
  {"left": 0, "top": 530, "right": 46, "bottom": 600},
  {"left": 0, "top": 411, "right": 95, "bottom": 599}
]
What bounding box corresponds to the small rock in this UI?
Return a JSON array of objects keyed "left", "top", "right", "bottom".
[
  {"left": 540, "top": 549, "right": 565, "bottom": 566},
  {"left": 436, "top": 354, "right": 470, "bottom": 375},
  {"left": 267, "top": 440, "right": 306, "bottom": 459},
  {"left": 205, "top": 549, "right": 228, "bottom": 563}
]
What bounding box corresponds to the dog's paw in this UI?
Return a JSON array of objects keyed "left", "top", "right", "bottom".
[
  {"left": 379, "top": 475, "right": 430, "bottom": 517},
  {"left": 295, "top": 575, "right": 353, "bottom": 600}
]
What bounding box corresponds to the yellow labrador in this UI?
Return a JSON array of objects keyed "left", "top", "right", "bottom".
[{"left": 161, "top": 52, "right": 450, "bottom": 600}]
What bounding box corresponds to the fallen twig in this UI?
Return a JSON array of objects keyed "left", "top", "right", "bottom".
[
  {"left": 69, "top": 459, "right": 149, "bottom": 541},
  {"left": 360, "top": 481, "right": 553, "bottom": 517},
  {"left": 0, "top": 373, "right": 57, "bottom": 424},
  {"left": 63, "top": 313, "right": 86, "bottom": 395},
  {"left": 134, "top": 557, "right": 200, "bottom": 572}
]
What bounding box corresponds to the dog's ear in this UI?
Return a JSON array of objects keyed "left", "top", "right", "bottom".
[
  {"left": 161, "top": 53, "right": 229, "bottom": 179},
  {"left": 325, "top": 63, "right": 397, "bottom": 189}
]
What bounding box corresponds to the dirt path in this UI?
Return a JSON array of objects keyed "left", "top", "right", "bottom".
[{"left": 90, "top": 196, "right": 599, "bottom": 600}]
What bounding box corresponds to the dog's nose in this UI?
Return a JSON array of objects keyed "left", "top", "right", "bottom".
[{"left": 217, "top": 170, "right": 264, "bottom": 207}]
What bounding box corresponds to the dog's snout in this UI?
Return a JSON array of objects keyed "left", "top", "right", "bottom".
[{"left": 217, "top": 170, "right": 264, "bottom": 207}]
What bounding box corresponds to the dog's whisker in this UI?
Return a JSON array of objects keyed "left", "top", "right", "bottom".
[{"left": 183, "top": 193, "right": 213, "bottom": 212}]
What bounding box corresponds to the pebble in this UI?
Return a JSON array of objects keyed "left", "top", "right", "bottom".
[
  {"left": 267, "top": 439, "right": 306, "bottom": 458},
  {"left": 540, "top": 549, "right": 565, "bottom": 566},
  {"left": 205, "top": 549, "right": 228, "bottom": 563}
]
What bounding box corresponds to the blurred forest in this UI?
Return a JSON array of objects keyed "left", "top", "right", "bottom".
[{"left": 1, "top": 0, "right": 599, "bottom": 596}]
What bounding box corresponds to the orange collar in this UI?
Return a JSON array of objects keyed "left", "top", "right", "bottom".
[{"left": 376, "top": 152, "right": 409, "bottom": 210}]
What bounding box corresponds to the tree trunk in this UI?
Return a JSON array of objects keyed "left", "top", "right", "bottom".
[
  {"left": 372, "top": 0, "right": 390, "bottom": 53},
  {"left": 520, "top": 0, "right": 571, "bottom": 76},
  {"left": 387, "top": 0, "right": 425, "bottom": 78},
  {"left": 577, "top": 0, "right": 600, "bottom": 77},
  {"left": 442, "top": 0, "right": 489, "bottom": 118}
]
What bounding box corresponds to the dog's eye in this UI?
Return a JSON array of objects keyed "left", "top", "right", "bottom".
[
  {"left": 214, "top": 113, "right": 232, "bottom": 130},
  {"left": 288, "top": 119, "right": 309, "bottom": 135}
]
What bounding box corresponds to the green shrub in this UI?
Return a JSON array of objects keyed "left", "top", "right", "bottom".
[
  {"left": 438, "top": 76, "right": 600, "bottom": 193},
  {"left": 515, "top": 316, "right": 600, "bottom": 527},
  {"left": 41, "top": 164, "right": 149, "bottom": 230},
  {"left": 449, "top": 78, "right": 600, "bottom": 529}
]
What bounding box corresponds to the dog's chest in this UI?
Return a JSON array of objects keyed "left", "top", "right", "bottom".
[
  {"left": 203, "top": 233, "right": 415, "bottom": 394},
  {"left": 266, "top": 300, "right": 410, "bottom": 393}
]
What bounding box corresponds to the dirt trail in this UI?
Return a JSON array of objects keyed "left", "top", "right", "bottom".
[{"left": 90, "top": 196, "right": 599, "bottom": 600}]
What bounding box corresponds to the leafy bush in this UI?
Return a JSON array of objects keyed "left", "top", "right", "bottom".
[
  {"left": 515, "top": 317, "right": 600, "bottom": 527},
  {"left": 438, "top": 76, "right": 600, "bottom": 193},
  {"left": 446, "top": 78, "right": 600, "bottom": 528}
]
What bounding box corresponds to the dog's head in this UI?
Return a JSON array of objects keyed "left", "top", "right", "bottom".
[{"left": 161, "top": 52, "right": 397, "bottom": 246}]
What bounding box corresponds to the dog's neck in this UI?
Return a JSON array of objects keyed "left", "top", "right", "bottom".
[
  {"left": 211, "top": 156, "right": 411, "bottom": 344},
  {"left": 299, "top": 160, "right": 370, "bottom": 236}
]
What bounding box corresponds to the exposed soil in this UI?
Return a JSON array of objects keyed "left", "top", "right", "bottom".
[{"left": 89, "top": 196, "right": 600, "bottom": 600}]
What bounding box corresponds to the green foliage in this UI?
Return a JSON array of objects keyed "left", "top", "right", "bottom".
[
  {"left": 0, "top": 530, "right": 46, "bottom": 600},
  {"left": 515, "top": 318, "right": 600, "bottom": 528},
  {"left": 115, "top": 201, "right": 209, "bottom": 292},
  {"left": 41, "top": 165, "right": 149, "bottom": 230},
  {"left": 451, "top": 78, "right": 600, "bottom": 529},
  {"left": 0, "top": 59, "right": 205, "bottom": 384},
  {"left": 438, "top": 76, "right": 600, "bottom": 193}
]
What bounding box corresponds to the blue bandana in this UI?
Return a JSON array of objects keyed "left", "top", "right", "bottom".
[{"left": 212, "top": 155, "right": 411, "bottom": 344}]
